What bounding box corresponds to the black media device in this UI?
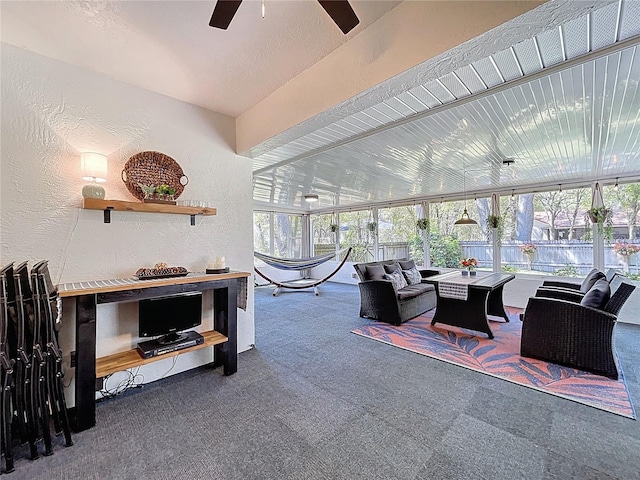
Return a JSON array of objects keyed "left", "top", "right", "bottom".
[{"left": 137, "top": 292, "right": 204, "bottom": 359}]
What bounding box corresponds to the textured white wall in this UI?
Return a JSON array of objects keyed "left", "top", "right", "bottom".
[{"left": 0, "top": 44, "right": 255, "bottom": 405}]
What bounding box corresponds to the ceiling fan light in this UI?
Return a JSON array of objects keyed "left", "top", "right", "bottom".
[
  {"left": 304, "top": 193, "right": 319, "bottom": 202},
  {"left": 454, "top": 208, "right": 478, "bottom": 226}
]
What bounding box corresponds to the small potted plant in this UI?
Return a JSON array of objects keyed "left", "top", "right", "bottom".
[
  {"left": 519, "top": 243, "right": 537, "bottom": 270},
  {"left": 614, "top": 242, "right": 640, "bottom": 273},
  {"left": 329, "top": 223, "right": 339, "bottom": 233},
  {"left": 367, "top": 222, "right": 378, "bottom": 235},
  {"left": 460, "top": 257, "right": 478, "bottom": 276},
  {"left": 139, "top": 183, "right": 177, "bottom": 204},
  {"left": 614, "top": 242, "right": 640, "bottom": 257}
]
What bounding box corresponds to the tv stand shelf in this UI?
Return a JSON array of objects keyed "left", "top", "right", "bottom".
[
  {"left": 96, "top": 330, "right": 228, "bottom": 378},
  {"left": 59, "top": 271, "right": 250, "bottom": 432}
]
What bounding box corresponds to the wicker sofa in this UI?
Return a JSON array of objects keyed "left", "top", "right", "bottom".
[
  {"left": 353, "top": 259, "right": 439, "bottom": 325},
  {"left": 520, "top": 275, "right": 636, "bottom": 379}
]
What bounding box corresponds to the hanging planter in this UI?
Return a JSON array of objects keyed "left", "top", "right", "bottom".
[
  {"left": 487, "top": 214, "right": 501, "bottom": 229},
  {"left": 416, "top": 218, "right": 430, "bottom": 233},
  {"left": 486, "top": 214, "right": 504, "bottom": 245},
  {"left": 367, "top": 222, "right": 378, "bottom": 235},
  {"left": 329, "top": 223, "right": 339, "bottom": 233},
  {"left": 585, "top": 183, "right": 614, "bottom": 240}
]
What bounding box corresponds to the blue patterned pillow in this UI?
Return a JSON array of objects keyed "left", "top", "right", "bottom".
[
  {"left": 402, "top": 266, "right": 422, "bottom": 285},
  {"left": 384, "top": 268, "right": 408, "bottom": 291}
]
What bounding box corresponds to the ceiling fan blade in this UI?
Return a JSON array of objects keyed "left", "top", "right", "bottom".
[
  {"left": 209, "top": 0, "right": 243, "bottom": 29},
  {"left": 317, "top": 0, "right": 360, "bottom": 34}
]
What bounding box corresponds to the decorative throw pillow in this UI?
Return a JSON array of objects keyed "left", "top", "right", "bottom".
[
  {"left": 580, "top": 279, "right": 610, "bottom": 309},
  {"left": 383, "top": 262, "right": 402, "bottom": 274},
  {"left": 402, "top": 266, "right": 422, "bottom": 285},
  {"left": 579, "top": 268, "right": 606, "bottom": 293},
  {"left": 399, "top": 259, "right": 416, "bottom": 270},
  {"left": 384, "top": 268, "right": 408, "bottom": 291},
  {"left": 365, "top": 264, "right": 386, "bottom": 281}
]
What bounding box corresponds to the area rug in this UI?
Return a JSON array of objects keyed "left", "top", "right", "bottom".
[{"left": 352, "top": 307, "right": 635, "bottom": 419}]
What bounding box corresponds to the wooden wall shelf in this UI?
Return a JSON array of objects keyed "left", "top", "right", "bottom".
[
  {"left": 82, "top": 198, "right": 216, "bottom": 225},
  {"left": 96, "top": 330, "right": 228, "bottom": 378}
]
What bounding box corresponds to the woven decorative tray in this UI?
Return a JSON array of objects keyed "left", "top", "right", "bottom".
[
  {"left": 134, "top": 266, "right": 188, "bottom": 280},
  {"left": 121, "top": 151, "right": 189, "bottom": 201}
]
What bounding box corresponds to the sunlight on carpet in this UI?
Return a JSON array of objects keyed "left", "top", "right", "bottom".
[{"left": 352, "top": 307, "right": 635, "bottom": 419}]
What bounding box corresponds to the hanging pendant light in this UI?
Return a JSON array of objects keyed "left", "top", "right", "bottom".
[{"left": 454, "top": 170, "right": 478, "bottom": 226}]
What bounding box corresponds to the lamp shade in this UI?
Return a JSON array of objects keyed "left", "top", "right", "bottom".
[
  {"left": 304, "top": 193, "right": 319, "bottom": 202},
  {"left": 454, "top": 208, "right": 478, "bottom": 226},
  {"left": 81, "top": 152, "right": 108, "bottom": 182}
]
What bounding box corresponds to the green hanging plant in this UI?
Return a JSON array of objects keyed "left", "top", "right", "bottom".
[
  {"left": 329, "top": 223, "right": 339, "bottom": 233},
  {"left": 487, "top": 214, "right": 501, "bottom": 229},
  {"left": 585, "top": 206, "right": 614, "bottom": 241},
  {"left": 367, "top": 222, "right": 378, "bottom": 235},
  {"left": 416, "top": 218, "right": 430, "bottom": 232},
  {"left": 486, "top": 214, "right": 504, "bottom": 244}
]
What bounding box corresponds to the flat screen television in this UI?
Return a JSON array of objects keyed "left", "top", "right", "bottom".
[{"left": 139, "top": 292, "right": 202, "bottom": 344}]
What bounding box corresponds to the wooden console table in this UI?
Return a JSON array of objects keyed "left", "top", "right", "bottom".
[{"left": 58, "top": 271, "right": 250, "bottom": 432}]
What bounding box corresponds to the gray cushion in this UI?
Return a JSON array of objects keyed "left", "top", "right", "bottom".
[
  {"left": 365, "top": 264, "right": 386, "bottom": 281},
  {"left": 399, "top": 259, "right": 416, "bottom": 270},
  {"left": 383, "top": 262, "right": 401, "bottom": 274},
  {"left": 402, "top": 266, "right": 422, "bottom": 285},
  {"left": 580, "top": 279, "right": 611, "bottom": 309},
  {"left": 580, "top": 268, "right": 606, "bottom": 293},
  {"left": 397, "top": 283, "right": 434, "bottom": 300},
  {"left": 384, "top": 268, "right": 408, "bottom": 291}
]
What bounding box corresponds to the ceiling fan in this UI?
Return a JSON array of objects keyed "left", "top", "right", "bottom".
[{"left": 209, "top": 0, "right": 360, "bottom": 34}]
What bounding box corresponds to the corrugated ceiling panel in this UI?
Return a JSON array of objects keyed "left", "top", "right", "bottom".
[
  {"left": 317, "top": 124, "right": 355, "bottom": 140},
  {"left": 492, "top": 48, "right": 523, "bottom": 81},
  {"left": 422, "top": 80, "right": 456, "bottom": 103},
  {"left": 591, "top": 2, "right": 620, "bottom": 50},
  {"left": 408, "top": 85, "right": 442, "bottom": 108},
  {"left": 472, "top": 56, "right": 504, "bottom": 88},
  {"left": 383, "top": 96, "right": 417, "bottom": 116},
  {"left": 361, "top": 106, "right": 398, "bottom": 125},
  {"left": 394, "top": 91, "right": 429, "bottom": 114},
  {"left": 453, "top": 64, "right": 488, "bottom": 93},
  {"left": 619, "top": 0, "right": 640, "bottom": 40},
  {"left": 562, "top": 14, "right": 589, "bottom": 59},
  {"left": 513, "top": 39, "right": 543, "bottom": 75},
  {"left": 537, "top": 27, "right": 565, "bottom": 66},
  {"left": 373, "top": 101, "right": 408, "bottom": 121},
  {"left": 350, "top": 111, "right": 386, "bottom": 129},
  {"left": 252, "top": 2, "right": 640, "bottom": 210},
  {"left": 332, "top": 118, "right": 367, "bottom": 135},
  {"left": 438, "top": 72, "right": 471, "bottom": 99}
]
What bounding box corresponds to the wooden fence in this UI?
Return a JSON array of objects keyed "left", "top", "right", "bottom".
[
  {"left": 315, "top": 240, "right": 639, "bottom": 275},
  {"left": 462, "top": 241, "right": 639, "bottom": 275},
  {"left": 314, "top": 242, "right": 410, "bottom": 263}
]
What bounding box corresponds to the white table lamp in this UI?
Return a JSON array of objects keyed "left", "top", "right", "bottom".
[{"left": 81, "top": 152, "right": 107, "bottom": 199}]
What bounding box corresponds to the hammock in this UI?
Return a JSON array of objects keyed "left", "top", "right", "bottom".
[{"left": 254, "top": 247, "right": 352, "bottom": 296}]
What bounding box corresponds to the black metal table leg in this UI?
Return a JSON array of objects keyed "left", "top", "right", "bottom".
[
  {"left": 213, "top": 280, "right": 237, "bottom": 375},
  {"left": 487, "top": 284, "right": 510, "bottom": 322},
  {"left": 431, "top": 287, "right": 494, "bottom": 339},
  {"left": 73, "top": 294, "right": 96, "bottom": 432}
]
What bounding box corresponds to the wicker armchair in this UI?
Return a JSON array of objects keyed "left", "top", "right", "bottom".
[{"left": 520, "top": 278, "right": 636, "bottom": 379}]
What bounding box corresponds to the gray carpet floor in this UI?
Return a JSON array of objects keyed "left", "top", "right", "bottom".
[{"left": 7, "top": 282, "right": 640, "bottom": 479}]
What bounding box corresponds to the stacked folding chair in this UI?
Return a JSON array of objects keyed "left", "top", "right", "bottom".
[{"left": 0, "top": 261, "right": 73, "bottom": 474}]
